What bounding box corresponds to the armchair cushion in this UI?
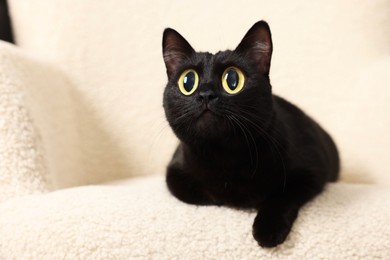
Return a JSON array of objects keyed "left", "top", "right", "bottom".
[{"left": 0, "top": 176, "right": 389, "bottom": 259}]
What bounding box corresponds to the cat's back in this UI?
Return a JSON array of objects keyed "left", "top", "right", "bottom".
[
  {"left": 272, "top": 95, "right": 304, "bottom": 117},
  {"left": 272, "top": 94, "right": 322, "bottom": 130},
  {"left": 272, "top": 95, "right": 340, "bottom": 181}
]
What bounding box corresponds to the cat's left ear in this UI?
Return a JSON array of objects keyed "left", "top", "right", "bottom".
[
  {"left": 163, "top": 28, "right": 195, "bottom": 77},
  {"left": 235, "top": 21, "right": 273, "bottom": 75}
]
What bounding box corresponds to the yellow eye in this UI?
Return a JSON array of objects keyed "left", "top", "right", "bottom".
[
  {"left": 222, "top": 67, "right": 245, "bottom": 94},
  {"left": 178, "top": 69, "right": 199, "bottom": 95}
]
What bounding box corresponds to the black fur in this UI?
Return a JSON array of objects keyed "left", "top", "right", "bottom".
[{"left": 162, "top": 21, "right": 339, "bottom": 247}]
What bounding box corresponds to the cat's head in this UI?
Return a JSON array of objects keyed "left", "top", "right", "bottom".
[{"left": 162, "top": 21, "right": 274, "bottom": 144}]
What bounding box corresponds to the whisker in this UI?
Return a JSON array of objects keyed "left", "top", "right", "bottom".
[
  {"left": 227, "top": 113, "right": 259, "bottom": 178},
  {"left": 227, "top": 115, "right": 255, "bottom": 167}
]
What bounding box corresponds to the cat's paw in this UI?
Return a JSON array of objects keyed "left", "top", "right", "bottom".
[{"left": 252, "top": 212, "right": 292, "bottom": 248}]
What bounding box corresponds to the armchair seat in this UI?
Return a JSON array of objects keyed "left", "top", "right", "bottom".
[{"left": 1, "top": 176, "right": 389, "bottom": 259}]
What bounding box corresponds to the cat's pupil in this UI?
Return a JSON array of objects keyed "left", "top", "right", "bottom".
[
  {"left": 226, "top": 69, "right": 239, "bottom": 90},
  {"left": 183, "top": 71, "right": 196, "bottom": 92}
]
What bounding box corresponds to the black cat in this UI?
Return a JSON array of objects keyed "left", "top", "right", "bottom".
[{"left": 162, "top": 21, "right": 339, "bottom": 248}]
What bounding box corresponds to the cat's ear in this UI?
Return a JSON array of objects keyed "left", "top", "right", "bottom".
[
  {"left": 163, "top": 28, "right": 195, "bottom": 76},
  {"left": 235, "top": 21, "right": 273, "bottom": 75}
]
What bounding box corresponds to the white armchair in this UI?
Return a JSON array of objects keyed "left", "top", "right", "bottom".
[{"left": 1, "top": 0, "right": 389, "bottom": 258}]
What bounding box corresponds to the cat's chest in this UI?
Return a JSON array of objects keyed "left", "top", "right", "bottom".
[
  {"left": 182, "top": 143, "right": 282, "bottom": 207},
  {"left": 204, "top": 176, "right": 266, "bottom": 208},
  {"left": 189, "top": 148, "right": 278, "bottom": 182}
]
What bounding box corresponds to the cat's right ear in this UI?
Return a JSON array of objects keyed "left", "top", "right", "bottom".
[
  {"left": 163, "top": 28, "right": 195, "bottom": 77},
  {"left": 235, "top": 21, "right": 273, "bottom": 75}
]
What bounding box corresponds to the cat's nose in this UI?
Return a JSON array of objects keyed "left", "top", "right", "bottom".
[{"left": 198, "top": 89, "right": 217, "bottom": 103}]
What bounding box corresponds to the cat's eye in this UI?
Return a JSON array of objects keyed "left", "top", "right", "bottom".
[
  {"left": 178, "top": 69, "right": 199, "bottom": 95},
  {"left": 222, "top": 67, "right": 245, "bottom": 94}
]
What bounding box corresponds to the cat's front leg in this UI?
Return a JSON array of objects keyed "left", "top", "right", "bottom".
[
  {"left": 253, "top": 170, "right": 325, "bottom": 247},
  {"left": 252, "top": 202, "right": 298, "bottom": 247},
  {"left": 166, "top": 166, "right": 214, "bottom": 205}
]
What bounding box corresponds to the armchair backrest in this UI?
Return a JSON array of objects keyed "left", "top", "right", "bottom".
[{"left": 8, "top": 0, "right": 390, "bottom": 186}]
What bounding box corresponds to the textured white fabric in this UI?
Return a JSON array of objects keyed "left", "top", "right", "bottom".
[
  {"left": 0, "top": 42, "right": 51, "bottom": 202},
  {"left": 8, "top": 0, "right": 390, "bottom": 186},
  {"left": 0, "top": 41, "right": 84, "bottom": 189},
  {"left": 0, "top": 176, "right": 389, "bottom": 259}
]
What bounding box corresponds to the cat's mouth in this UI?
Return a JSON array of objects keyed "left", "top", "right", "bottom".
[
  {"left": 196, "top": 107, "right": 221, "bottom": 130},
  {"left": 199, "top": 108, "right": 216, "bottom": 120},
  {"left": 201, "top": 108, "right": 213, "bottom": 116},
  {"left": 194, "top": 107, "right": 227, "bottom": 137}
]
